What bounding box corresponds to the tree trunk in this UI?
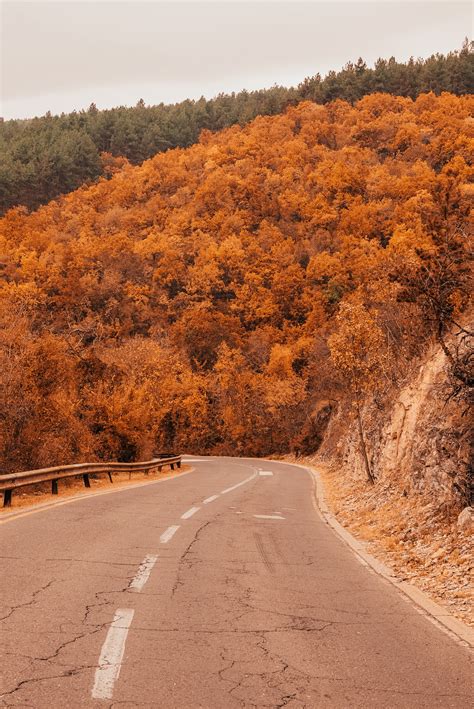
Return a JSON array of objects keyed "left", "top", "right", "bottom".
[{"left": 356, "top": 402, "right": 375, "bottom": 485}]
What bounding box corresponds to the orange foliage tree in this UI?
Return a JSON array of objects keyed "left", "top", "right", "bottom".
[{"left": 0, "top": 92, "right": 472, "bottom": 471}]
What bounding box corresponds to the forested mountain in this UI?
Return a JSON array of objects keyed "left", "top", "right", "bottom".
[
  {"left": 1, "top": 43, "right": 472, "bottom": 214},
  {"left": 1, "top": 92, "right": 472, "bottom": 473}
]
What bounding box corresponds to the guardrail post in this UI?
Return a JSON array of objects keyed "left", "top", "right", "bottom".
[{"left": 0, "top": 455, "right": 181, "bottom": 501}]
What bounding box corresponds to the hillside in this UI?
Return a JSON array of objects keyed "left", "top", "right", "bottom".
[
  {"left": 307, "top": 325, "right": 473, "bottom": 624},
  {"left": 0, "top": 92, "right": 472, "bottom": 512},
  {"left": 1, "top": 43, "right": 472, "bottom": 214}
]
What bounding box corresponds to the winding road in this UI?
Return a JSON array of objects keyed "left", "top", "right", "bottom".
[{"left": 0, "top": 457, "right": 472, "bottom": 708}]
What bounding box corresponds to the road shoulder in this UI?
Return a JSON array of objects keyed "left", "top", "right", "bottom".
[{"left": 291, "top": 460, "right": 474, "bottom": 650}]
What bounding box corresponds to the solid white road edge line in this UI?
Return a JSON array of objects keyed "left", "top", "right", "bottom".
[
  {"left": 203, "top": 494, "right": 219, "bottom": 504},
  {"left": 128, "top": 554, "right": 158, "bottom": 592},
  {"left": 160, "top": 525, "right": 180, "bottom": 543},
  {"left": 181, "top": 506, "right": 200, "bottom": 519},
  {"left": 254, "top": 514, "right": 285, "bottom": 519},
  {"left": 92, "top": 608, "right": 135, "bottom": 700},
  {"left": 221, "top": 471, "right": 257, "bottom": 495}
]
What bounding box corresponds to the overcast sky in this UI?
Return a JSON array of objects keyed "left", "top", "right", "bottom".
[{"left": 1, "top": 1, "right": 472, "bottom": 119}]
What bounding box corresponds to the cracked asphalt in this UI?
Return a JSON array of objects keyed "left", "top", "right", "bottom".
[{"left": 0, "top": 456, "right": 472, "bottom": 708}]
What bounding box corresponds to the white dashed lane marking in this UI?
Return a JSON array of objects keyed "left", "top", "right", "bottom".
[
  {"left": 221, "top": 472, "right": 257, "bottom": 495},
  {"left": 92, "top": 608, "right": 135, "bottom": 700},
  {"left": 128, "top": 554, "right": 158, "bottom": 592},
  {"left": 91, "top": 465, "right": 280, "bottom": 701},
  {"left": 160, "top": 525, "right": 180, "bottom": 543},
  {"left": 203, "top": 494, "right": 219, "bottom": 504},
  {"left": 181, "top": 506, "right": 200, "bottom": 519}
]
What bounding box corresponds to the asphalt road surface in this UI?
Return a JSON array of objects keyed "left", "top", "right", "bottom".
[{"left": 0, "top": 456, "right": 472, "bottom": 708}]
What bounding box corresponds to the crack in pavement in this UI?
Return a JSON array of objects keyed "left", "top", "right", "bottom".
[
  {"left": 0, "top": 579, "right": 136, "bottom": 701},
  {"left": 171, "top": 519, "right": 213, "bottom": 597},
  {"left": 217, "top": 654, "right": 242, "bottom": 706},
  {"left": 215, "top": 620, "right": 464, "bottom": 709},
  {"left": 82, "top": 579, "right": 132, "bottom": 625},
  {"left": 0, "top": 664, "right": 96, "bottom": 704},
  {"left": 0, "top": 581, "right": 56, "bottom": 623},
  {"left": 232, "top": 597, "right": 392, "bottom": 630},
  {"left": 108, "top": 703, "right": 150, "bottom": 708},
  {"left": 204, "top": 582, "right": 336, "bottom": 633},
  {"left": 217, "top": 632, "right": 310, "bottom": 709},
  {"left": 42, "top": 557, "right": 141, "bottom": 568},
  {"left": 122, "top": 625, "right": 334, "bottom": 634},
  {"left": 244, "top": 638, "right": 474, "bottom": 701},
  {"left": 3, "top": 465, "right": 472, "bottom": 707}
]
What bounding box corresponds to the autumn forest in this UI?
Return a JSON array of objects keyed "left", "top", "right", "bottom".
[
  {"left": 1, "top": 81, "right": 472, "bottom": 478},
  {"left": 1, "top": 43, "right": 472, "bottom": 214}
]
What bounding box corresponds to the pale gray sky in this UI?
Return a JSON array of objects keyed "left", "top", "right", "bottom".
[{"left": 1, "top": 0, "right": 472, "bottom": 119}]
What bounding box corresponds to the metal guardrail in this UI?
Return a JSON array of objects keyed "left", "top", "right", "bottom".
[{"left": 0, "top": 455, "right": 182, "bottom": 507}]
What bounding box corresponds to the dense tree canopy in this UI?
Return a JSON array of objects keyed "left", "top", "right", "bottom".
[
  {"left": 0, "top": 91, "right": 472, "bottom": 471},
  {"left": 1, "top": 43, "right": 472, "bottom": 214}
]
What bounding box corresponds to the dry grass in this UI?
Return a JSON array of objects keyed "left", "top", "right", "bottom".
[{"left": 0, "top": 465, "right": 191, "bottom": 514}]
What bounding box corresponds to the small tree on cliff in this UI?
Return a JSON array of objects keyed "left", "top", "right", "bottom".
[{"left": 328, "top": 302, "right": 388, "bottom": 484}]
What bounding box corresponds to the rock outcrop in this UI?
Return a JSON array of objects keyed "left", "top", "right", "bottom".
[{"left": 320, "top": 334, "right": 473, "bottom": 516}]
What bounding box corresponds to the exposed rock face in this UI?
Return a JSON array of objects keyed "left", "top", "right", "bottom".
[
  {"left": 380, "top": 346, "right": 471, "bottom": 509},
  {"left": 312, "top": 330, "right": 473, "bottom": 625},
  {"left": 320, "top": 338, "right": 473, "bottom": 516},
  {"left": 457, "top": 507, "right": 474, "bottom": 533}
]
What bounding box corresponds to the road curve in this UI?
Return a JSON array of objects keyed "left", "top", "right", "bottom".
[{"left": 0, "top": 456, "right": 472, "bottom": 708}]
